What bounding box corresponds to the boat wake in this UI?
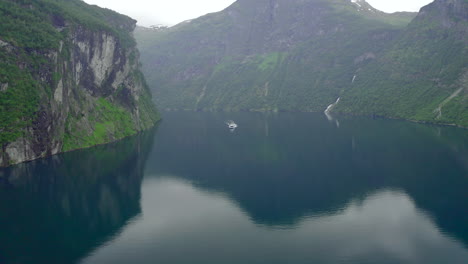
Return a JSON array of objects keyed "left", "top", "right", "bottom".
[{"left": 225, "top": 120, "right": 238, "bottom": 130}]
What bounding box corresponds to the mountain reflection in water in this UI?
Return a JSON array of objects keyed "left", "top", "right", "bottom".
[
  {"left": 83, "top": 178, "right": 468, "bottom": 264},
  {"left": 0, "top": 128, "right": 156, "bottom": 264},
  {"left": 0, "top": 112, "right": 467, "bottom": 264}
]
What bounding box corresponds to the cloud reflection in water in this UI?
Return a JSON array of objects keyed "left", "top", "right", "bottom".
[{"left": 82, "top": 177, "right": 468, "bottom": 264}]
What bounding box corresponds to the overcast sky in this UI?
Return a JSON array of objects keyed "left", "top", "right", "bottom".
[{"left": 83, "top": 0, "right": 434, "bottom": 27}]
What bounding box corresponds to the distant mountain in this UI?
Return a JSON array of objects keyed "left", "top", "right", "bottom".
[
  {"left": 135, "top": 0, "right": 415, "bottom": 112},
  {"left": 335, "top": 0, "right": 468, "bottom": 127},
  {"left": 136, "top": 0, "right": 468, "bottom": 128},
  {"left": 0, "top": 0, "right": 159, "bottom": 166}
]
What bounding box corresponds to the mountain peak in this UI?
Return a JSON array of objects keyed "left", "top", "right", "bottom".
[
  {"left": 349, "top": 0, "right": 378, "bottom": 12},
  {"left": 417, "top": 0, "right": 467, "bottom": 28}
]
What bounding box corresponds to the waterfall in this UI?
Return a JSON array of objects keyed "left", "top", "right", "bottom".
[
  {"left": 324, "top": 97, "right": 341, "bottom": 126},
  {"left": 325, "top": 97, "right": 341, "bottom": 114}
]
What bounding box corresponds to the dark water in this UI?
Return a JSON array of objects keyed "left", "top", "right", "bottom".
[{"left": 1, "top": 112, "right": 467, "bottom": 264}]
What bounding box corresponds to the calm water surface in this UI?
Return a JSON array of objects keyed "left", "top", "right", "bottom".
[{"left": 1, "top": 112, "right": 467, "bottom": 264}]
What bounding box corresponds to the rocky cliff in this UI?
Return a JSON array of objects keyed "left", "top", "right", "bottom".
[{"left": 0, "top": 0, "right": 159, "bottom": 166}]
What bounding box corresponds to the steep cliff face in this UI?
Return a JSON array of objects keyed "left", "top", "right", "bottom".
[
  {"left": 0, "top": 0, "right": 159, "bottom": 167},
  {"left": 135, "top": 0, "right": 415, "bottom": 111}
]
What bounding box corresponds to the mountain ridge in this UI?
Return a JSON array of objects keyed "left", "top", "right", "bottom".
[
  {"left": 136, "top": 0, "right": 416, "bottom": 112},
  {"left": 136, "top": 0, "right": 467, "bottom": 127}
]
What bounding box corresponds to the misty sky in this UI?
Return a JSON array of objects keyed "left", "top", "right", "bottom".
[{"left": 83, "top": 0, "right": 434, "bottom": 26}]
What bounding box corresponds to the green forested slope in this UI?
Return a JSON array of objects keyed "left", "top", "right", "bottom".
[
  {"left": 136, "top": 0, "right": 414, "bottom": 112},
  {"left": 335, "top": 0, "right": 468, "bottom": 127},
  {"left": 136, "top": 0, "right": 467, "bottom": 128}
]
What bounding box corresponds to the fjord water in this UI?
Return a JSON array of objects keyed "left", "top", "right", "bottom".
[{"left": 0, "top": 112, "right": 467, "bottom": 264}]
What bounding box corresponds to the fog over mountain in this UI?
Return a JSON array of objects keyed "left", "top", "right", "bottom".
[{"left": 83, "top": 0, "right": 432, "bottom": 26}]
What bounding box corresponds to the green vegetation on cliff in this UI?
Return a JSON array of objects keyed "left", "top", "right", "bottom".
[
  {"left": 0, "top": 0, "right": 139, "bottom": 146},
  {"left": 0, "top": 0, "right": 135, "bottom": 49},
  {"left": 0, "top": 51, "right": 39, "bottom": 145},
  {"left": 0, "top": 0, "right": 159, "bottom": 166},
  {"left": 62, "top": 98, "right": 136, "bottom": 151}
]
